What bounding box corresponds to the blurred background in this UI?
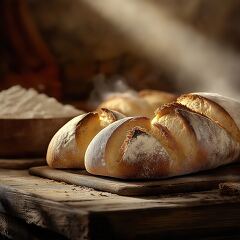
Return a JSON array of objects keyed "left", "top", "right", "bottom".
[{"left": 1, "top": 0, "right": 240, "bottom": 109}]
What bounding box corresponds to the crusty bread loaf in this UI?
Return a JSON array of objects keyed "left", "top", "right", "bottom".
[
  {"left": 98, "top": 95, "right": 153, "bottom": 118},
  {"left": 139, "top": 89, "right": 177, "bottom": 111},
  {"left": 98, "top": 90, "right": 177, "bottom": 118},
  {"left": 85, "top": 93, "right": 240, "bottom": 179},
  {"left": 177, "top": 93, "right": 240, "bottom": 142},
  {"left": 46, "top": 108, "right": 125, "bottom": 168}
]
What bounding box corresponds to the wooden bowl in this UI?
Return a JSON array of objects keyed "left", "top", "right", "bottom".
[{"left": 0, "top": 117, "right": 74, "bottom": 158}]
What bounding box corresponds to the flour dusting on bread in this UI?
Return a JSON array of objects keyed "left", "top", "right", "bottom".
[
  {"left": 47, "top": 114, "right": 88, "bottom": 168},
  {"left": 195, "top": 92, "right": 240, "bottom": 129},
  {"left": 181, "top": 109, "right": 240, "bottom": 168},
  {"left": 53, "top": 115, "right": 87, "bottom": 154},
  {"left": 122, "top": 131, "right": 169, "bottom": 164}
]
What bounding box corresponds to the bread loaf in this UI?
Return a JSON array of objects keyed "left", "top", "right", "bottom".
[
  {"left": 98, "top": 90, "right": 177, "bottom": 118},
  {"left": 98, "top": 95, "right": 153, "bottom": 118},
  {"left": 85, "top": 93, "right": 240, "bottom": 179},
  {"left": 138, "top": 89, "right": 177, "bottom": 111},
  {"left": 46, "top": 108, "right": 125, "bottom": 168}
]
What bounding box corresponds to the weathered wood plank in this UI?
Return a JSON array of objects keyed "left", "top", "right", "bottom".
[
  {"left": 89, "top": 204, "right": 240, "bottom": 240},
  {"left": 0, "top": 169, "right": 119, "bottom": 202},
  {"left": 0, "top": 185, "right": 88, "bottom": 240},
  {"left": 30, "top": 164, "right": 240, "bottom": 196},
  {"left": 1, "top": 169, "right": 240, "bottom": 239},
  {"left": 1, "top": 169, "right": 240, "bottom": 210},
  {"left": 66, "top": 190, "right": 240, "bottom": 212},
  {"left": 0, "top": 212, "right": 67, "bottom": 240}
]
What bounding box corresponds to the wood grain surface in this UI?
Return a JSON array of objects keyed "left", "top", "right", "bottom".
[
  {"left": 1, "top": 169, "right": 240, "bottom": 239},
  {"left": 0, "top": 212, "right": 67, "bottom": 240},
  {"left": 29, "top": 164, "right": 240, "bottom": 196},
  {"left": 0, "top": 118, "right": 72, "bottom": 158}
]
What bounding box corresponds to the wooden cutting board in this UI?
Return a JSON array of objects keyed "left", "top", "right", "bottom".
[{"left": 29, "top": 164, "right": 240, "bottom": 196}]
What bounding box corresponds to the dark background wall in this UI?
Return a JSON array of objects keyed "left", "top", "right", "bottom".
[{"left": 1, "top": 0, "right": 240, "bottom": 100}]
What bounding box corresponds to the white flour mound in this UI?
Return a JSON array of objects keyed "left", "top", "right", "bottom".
[{"left": 0, "top": 85, "right": 82, "bottom": 118}]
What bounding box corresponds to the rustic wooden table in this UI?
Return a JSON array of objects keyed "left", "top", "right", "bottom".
[{"left": 1, "top": 169, "right": 240, "bottom": 240}]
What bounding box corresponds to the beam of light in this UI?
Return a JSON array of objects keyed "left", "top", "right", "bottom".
[{"left": 81, "top": 0, "right": 240, "bottom": 99}]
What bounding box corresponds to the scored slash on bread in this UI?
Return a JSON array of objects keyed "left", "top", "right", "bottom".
[
  {"left": 46, "top": 108, "right": 125, "bottom": 169},
  {"left": 46, "top": 92, "right": 240, "bottom": 179},
  {"left": 85, "top": 93, "right": 240, "bottom": 179},
  {"left": 177, "top": 93, "right": 240, "bottom": 142},
  {"left": 85, "top": 117, "right": 174, "bottom": 178}
]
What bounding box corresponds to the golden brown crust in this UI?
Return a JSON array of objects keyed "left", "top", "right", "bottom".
[
  {"left": 97, "top": 108, "right": 126, "bottom": 127},
  {"left": 86, "top": 93, "right": 240, "bottom": 179},
  {"left": 49, "top": 91, "right": 240, "bottom": 179},
  {"left": 46, "top": 109, "right": 125, "bottom": 169},
  {"left": 177, "top": 94, "right": 240, "bottom": 142},
  {"left": 149, "top": 123, "right": 185, "bottom": 176},
  {"left": 47, "top": 113, "right": 90, "bottom": 169},
  {"left": 139, "top": 89, "right": 177, "bottom": 100},
  {"left": 121, "top": 127, "right": 170, "bottom": 178},
  {"left": 154, "top": 103, "right": 207, "bottom": 174},
  {"left": 105, "top": 117, "right": 150, "bottom": 178},
  {"left": 98, "top": 95, "right": 153, "bottom": 118},
  {"left": 139, "top": 90, "right": 177, "bottom": 111},
  {"left": 98, "top": 90, "right": 177, "bottom": 118}
]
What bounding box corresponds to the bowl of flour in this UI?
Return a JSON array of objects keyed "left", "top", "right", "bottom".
[{"left": 0, "top": 86, "right": 84, "bottom": 158}]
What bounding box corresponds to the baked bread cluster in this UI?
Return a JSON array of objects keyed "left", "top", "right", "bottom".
[{"left": 47, "top": 92, "right": 240, "bottom": 179}]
